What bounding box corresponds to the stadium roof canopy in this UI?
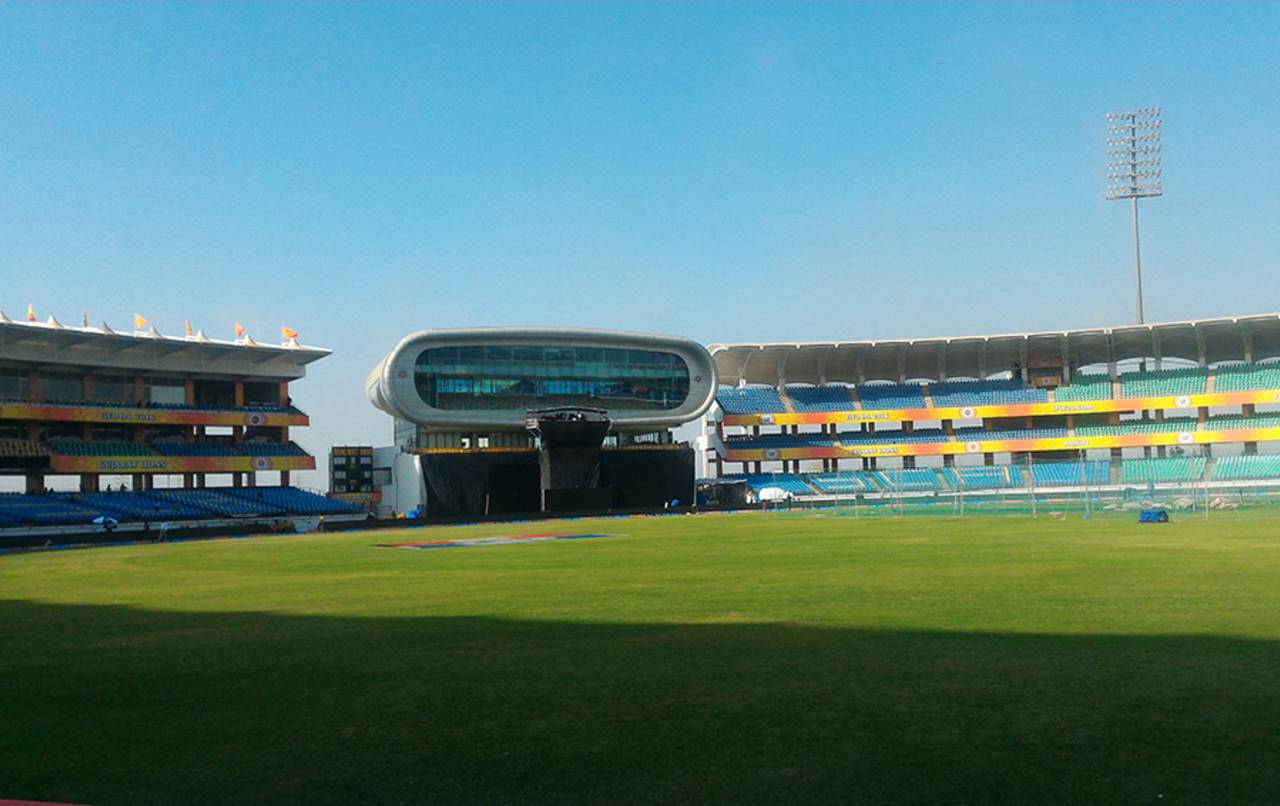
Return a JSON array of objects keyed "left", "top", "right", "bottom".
[
  {"left": 709, "top": 313, "right": 1280, "bottom": 387},
  {"left": 0, "top": 315, "right": 330, "bottom": 380}
]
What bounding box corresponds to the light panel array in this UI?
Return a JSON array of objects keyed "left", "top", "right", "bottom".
[{"left": 1106, "top": 107, "right": 1163, "bottom": 200}]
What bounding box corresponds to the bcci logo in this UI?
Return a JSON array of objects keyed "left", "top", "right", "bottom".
[
  {"left": 960, "top": 407, "right": 976, "bottom": 419},
  {"left": 965, "top": 441, "right": 981, "bottom": 453},
  {"left": 764, "top": 449, "right": 780, "bottom": 460},
  {"left": 760, "top": 414, "right": 775, "bottom": 425},
  {"left": 245, "top": 413, "right": 266, "bottom": 427},
  {"left": 1178, "top": 432, "right": 1194, "bottom": 444},
  {"left": 252, "top": 456, "right": 271, "bottom": 471},
  {"left": 1175, "top": 395, "right": 1191, "bottom": 408}
]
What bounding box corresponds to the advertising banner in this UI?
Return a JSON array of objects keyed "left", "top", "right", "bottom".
[
  {"left": 722, "top": 427, "right": 1280, "bottom": 462},
  {"left": 48, "top": 454, "right": 316, "bottom": 474},
  {"left": 0, "top": 402, "right": 307, "bottom": 428},
  {"left": 721, "top": 389, "right": 1280, "bottom": 428}
]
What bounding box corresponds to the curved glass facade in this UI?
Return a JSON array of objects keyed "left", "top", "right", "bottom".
[{"left": 414, "top": 345, "right": 691, "bottom": 411}]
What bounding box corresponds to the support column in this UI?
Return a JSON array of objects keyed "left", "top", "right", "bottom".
[
  {"left": 131, "top": 473, "right": 144, "bottom": 491},
  {"left": 185, "top": 379, "right": 196, "bottom": 406},
  {"left": 133, "top": 375, "right": 146, "bottom": 405},
  {"left": 280, "top": 470, "right": 291, "bottom": 486},
  {"left": 233, "top": 472, "right": 243, "bottom": 488},
  {"left": 79, "top": 474, "right": 100, "bottom": 493},
  {"left": 183, "top": 473, "right": 195, "bottom": 489},
  {"left": 26, "top": 473, "right": 44, "bottom": 494},
  {"left": 234, "top": 381, "right": 245, "bottom": 409}
]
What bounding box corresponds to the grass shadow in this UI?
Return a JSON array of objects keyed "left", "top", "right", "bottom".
[{"left": 2, "top": 600, "right": 1278, "bottom": 804}]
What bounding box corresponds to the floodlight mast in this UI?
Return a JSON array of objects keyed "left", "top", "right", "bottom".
[{"left": 1107, "top": 108, "right": 1163, "bottom": 325}]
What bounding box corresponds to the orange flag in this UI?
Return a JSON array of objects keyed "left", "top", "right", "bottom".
[
  {"left": 134, "top": 313, "right": 148, "bottom": 330},
  {"left": 26, "top": 304, "right": 36, "bottom": 322},
  {"left": 282, "top": 325, "right": 299, "bottom": 340},
  {"left": 234, "top": 322, "right": 246, "bottom": 339},
  {"left": 185, "top": 320, "right": 193, "bottom": 338}
]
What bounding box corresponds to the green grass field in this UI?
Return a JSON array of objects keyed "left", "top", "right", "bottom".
[{"left": 3, "top": 511, "right": 1280, "bottom": 805}]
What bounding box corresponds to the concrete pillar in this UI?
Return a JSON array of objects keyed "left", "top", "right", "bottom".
[
  {"left": 234, "top": 381, "right": 245, "bottom": 408},
  {"left": 183, "top": 473, "right": 195, "bottom": 489},
  {"left": 233, "top": 472, "right": 243, "bottom": 488},
  {"left": 79, "top": 474, "right": 99, "bottom": 492},
  {"left": 133, "top": 375, "right": 146, "bottom": 405},
  {"left": 27, "top": 369, "right": 41, "bottom": 402},
  {"left": 26, "top": 473, "right": 44, "bottom": 494},
  {"left": 280, "top": 471, "right": 291, "bottom": 487},
  {"left": 131, "top": 473, "right": 144, "bottom": 491},
  {"left": 185, "top": 379, "right": 196, "bottom": 406},
  {"left": 82, "top": 373, "right": 95, "bottom": 402},
  {"left": 279, "top": 382, "right": 290, "bottom": 408}
]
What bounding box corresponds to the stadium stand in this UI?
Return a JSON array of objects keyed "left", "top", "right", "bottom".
[
  {"left": 953, "top": 427, "right": 1068, "bottom": 441},
  {"left": 784, "top": 385, "right": 855, "bottom": 412},
  {"left": 929, "top": 379, "right": 1047, "bottom": 407},
  {"left": 0, "top": 396, "right": 302, "bottom": 415},
  {"left": 840, "top": 428, "right": 950, "bottom": 445},
  {"left": 1212, "top": 455, "right": 1280, "bottom": 480},
  {"left": 808, "top": 472, "right": 878, "bottom": 494},
  {"left": 1214, "top": 362, "right": 1280, "bottom": 392},
  {"left": 0, "top": 493, "right": 102, "bottom": 526},
  {"left": 1121, "top": 457, "right": 1207, "bottom": 484},
  {"left": 716, "top": 386, "right": 787, "bottom": 415},
  {"left": 720, "top": 474, "right": 813, "bottom": 495},
  {"left": 856, "top": 383, "right": 927, "bottom": 410},
  {"left": 1074, "top": 418, "right": 1198, "bottom": 437},
  {"left": 223, "top": 486, "right": 365, "bottom": 514},
  {"left": 47, "top": 439, "right": 157, "bottom": 456},
  {"left": 871, "top": 468, "right": 941, "bottom": 491},
  {"left": 943, "top": 465, "right": 1024, "bottom": 489},
  {"left": 1052, "top": 373, "right": 1113, "bottom": 402},
  {"left": 152, "top": 442, "right": 237, "bottom": 457},
  {"left": 0, "top": 439, "right": 50, "bottom": 458},
  {"left": 1204, "top": 414, "right": 1280, "bottom": 430},
  {"left": 1120, "top": 368, "right": 1207, "bottom": 398},
  {"left": 237, "top": 441, "right": 310, "bottom": 457},
  {"left": 723, "top": 433, "right": 837, "bottom": 450},
  {"left": 1030, "top": 461, "right": 1112, "bottom": 487},
  {"left": 0, "top": 487, "right": 359, "bottom": 527}
]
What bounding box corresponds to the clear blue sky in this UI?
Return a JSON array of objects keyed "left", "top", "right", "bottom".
[{"left": 2, "top": 3, "right": 1279, "bottom": 468}]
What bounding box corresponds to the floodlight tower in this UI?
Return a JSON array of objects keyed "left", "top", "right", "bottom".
[{"left": 1107, "top": 108, "right": 1163, "bottom": 324}]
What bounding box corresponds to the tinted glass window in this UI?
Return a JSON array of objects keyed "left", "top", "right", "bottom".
[{"left": 414, "top": 344, "right": 691, "bottom": 412}]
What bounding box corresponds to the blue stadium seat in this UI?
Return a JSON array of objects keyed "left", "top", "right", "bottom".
[{"left": 716, "top": 386, "right": 787, "bottom": 415}]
